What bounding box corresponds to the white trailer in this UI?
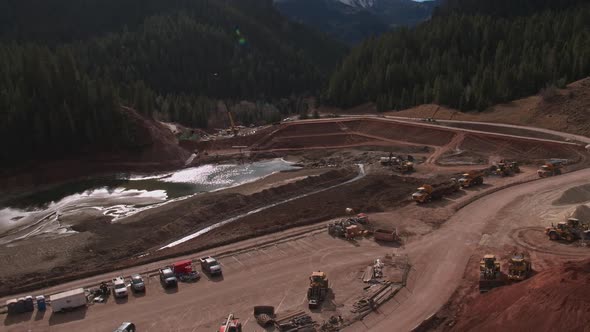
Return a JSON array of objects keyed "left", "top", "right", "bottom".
[{"left": 50, "top": 288, "right": 87, "bottom": 313}]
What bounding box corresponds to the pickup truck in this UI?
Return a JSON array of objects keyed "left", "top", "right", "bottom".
[
  {"left": 112, "top": 277, "right": 128, "bottom": 298},
  {"left": 159, "top": 267, "right": 178, "bottom": 288},
  {"left": 200, "top": 256, "right": 222, "bottom": 276}
]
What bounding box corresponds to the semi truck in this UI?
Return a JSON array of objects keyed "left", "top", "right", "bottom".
[{"left": 50, "top": 288, "right": 87, "bottom": 313}]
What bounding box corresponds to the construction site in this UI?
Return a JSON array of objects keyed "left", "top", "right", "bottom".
[{"left": 2, "top": 97, "right": 590, "bottom": 332}]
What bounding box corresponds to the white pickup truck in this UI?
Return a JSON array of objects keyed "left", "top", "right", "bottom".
[
  {"left": 200, "top": 256, "right": 222, "bottom": 276},
  {"left": 112, "top": 277, "right": 128, "bottom": 298}
]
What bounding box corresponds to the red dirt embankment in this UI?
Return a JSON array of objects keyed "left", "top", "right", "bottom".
[{"left": 451, "top": 259, "right": 590, "bottom": 332}]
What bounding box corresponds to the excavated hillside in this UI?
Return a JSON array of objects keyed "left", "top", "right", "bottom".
[
  {"left": 392, "top": 77, "right": 590, "bottom": 137},
  {"left": 450, "top": 259, "right": 590, "bottom": 332}
]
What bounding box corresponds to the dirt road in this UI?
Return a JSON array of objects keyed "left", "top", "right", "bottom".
[{"left": 345, "top": 167, "right": 590, "bottom": 331}]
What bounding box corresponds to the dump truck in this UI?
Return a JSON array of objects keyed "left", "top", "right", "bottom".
[
  {"left": 458, "top": 170, "right": 484, "bottom": 188},
  {"left": 373, "top": 228, "right": 400, "bottom": 242},
  {"left": 396, "top": 161, "right": 414, "bottom": 173},
  {"left": 507, "top": 253, "right": 532, "bottom": 281},
  {"left": 219, "top": 313, "right": 242, "bottom": 332},
  {"left": 412, "top": 179, "right": 460, "bottom": 203},
  {"left": 537, "top": 161, "right": 563, "bottom": 177},
  {"left": 50, "top": 288, "right": 87, "bottom": 313},
  {"left": 479, "top": 254, "right": 503, "bottom": 292},
  {"left": 200, "top": 256, "right": 222, "bottom": 276},
  {"left": 307, "top": 271, "right": 329, "bottom": 309},
  {"left": 545, "top": 218, "right": 590, "bottom": 241}
]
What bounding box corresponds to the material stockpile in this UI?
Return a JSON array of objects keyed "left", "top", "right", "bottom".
[
  {"left": 451, "top": 259, "right": 590, "bottom": 332},
  {"left": 274, "top": 310, "right": 317, "bottom": 332}
]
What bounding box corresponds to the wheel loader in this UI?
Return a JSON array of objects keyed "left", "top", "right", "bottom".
[
  {"left": 479, "top": 254, "right": 503, "bottom": 293},
  {"left": 307, "top": 271, "right": 329, "bottom": 309},
  {"left": 545, "top": 218, "right": 590, "bottom": 242},
  {"left": 507, "top": 253, "right": 532, "bottom": 281}
]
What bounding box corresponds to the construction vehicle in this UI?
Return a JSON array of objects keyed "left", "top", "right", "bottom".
[
  {"left": 545, "top": 218, "right": 590, "bottom": 241},
  {"left": 507, "top": 253, "right": 532, "bottom": 281},
  {"left": 373, "top": 228, "right": 400, "bottom": 242},
  {"left": 219, "top": 313, "right": 242, "bottom": 332},
  {"left": 537, "top": 160, "right": 563, "bottom": 178},
  {"left": 172, "top": 260, "right": 200, "bottom": 282},
  {"left": 479, "top": 254, "right": 503, "bottom": 292},
  {"left": 307, "top": 271, "right": 329, "bottom": 309},
  {"left": 458, "top": 170, "right": 484, "bottom": 188},
  {"left": 412, "top": 179, "right": 460, "bottom": 203},
  {"left": 492, "top": 160, "right": 520, "bottom": 177},
  {"left": 253, "top": 306, "right": 275, "bottom": 327},
  {"left": 380, "top": 154, "right": 414, "bottom": 173},
  {"left": 328, "top": 214, "right": 370, "bottom": 238}
]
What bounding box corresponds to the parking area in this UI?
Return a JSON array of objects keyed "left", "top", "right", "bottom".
[{"left": 3, "top": 232, "right": 392, "bottom": 332}]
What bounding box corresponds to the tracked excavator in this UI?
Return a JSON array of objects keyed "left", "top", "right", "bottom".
[
  {"left": 479, "top": 254, "right": 503, "bottom": 292},
  {"left": 307, "top": 271, "right": 329, "bottom": 309}
]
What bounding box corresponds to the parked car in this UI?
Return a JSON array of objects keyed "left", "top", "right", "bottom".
[
  {"left": 200, "top": 256, "right": 222, "bottom": 276},
  {"left": 112, "top": 277, "right": 128, "bottom": 298},
  {"left": 130, "top": 274, "right": 145, "bottom": 293},
  {"left": 114, "top": 322, "right": 136, "bottom": 332},
  {"left": 159, "top": 267, "right": 178, "bottom": 288}
]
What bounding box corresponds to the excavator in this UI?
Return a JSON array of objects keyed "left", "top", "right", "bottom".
[
  {"left": 479, "top": 254, "right": 503, "bottom": 292},
  {"left": 537, "top": 160, "right": 562, "bottom": 178},
  {"left": 307, "top": 271, "right": 329, "bottom": 309},
  {"left": 507, "top": 253, "right": 532, "bottom": 281}
]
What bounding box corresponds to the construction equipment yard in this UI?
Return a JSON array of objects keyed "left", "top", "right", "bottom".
[{"left": 2, "top": 116, "right": 590, "bottom": 331}]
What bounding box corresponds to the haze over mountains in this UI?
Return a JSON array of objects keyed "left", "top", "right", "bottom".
[{"left": 274, "top": 0, "right": 437, "bottom": 44}]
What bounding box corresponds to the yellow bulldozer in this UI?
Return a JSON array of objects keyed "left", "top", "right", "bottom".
[
  {"left": 479, "top": 254, "right": 503, "bottom": 292},
  {"left": 507, "top": 253, "right": 532, "bottom": 281},
  {"left": 307, "top": 271, "right": 329, "bottom": 309}
]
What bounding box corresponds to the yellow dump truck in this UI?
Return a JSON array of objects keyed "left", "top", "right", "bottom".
[
  {"left": 412, "top": 179, "right": 460, "bottom": 203},
  {"left": 458, "top": 170, "right": 484, "bottom": 188}
]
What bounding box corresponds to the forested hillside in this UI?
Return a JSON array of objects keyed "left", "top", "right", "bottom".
[
  {"left": 0, "top": 0, "right": 346, "bottom": 164},
  {"left": 325, "top": 1, "right": 590, "bottom": 111}
]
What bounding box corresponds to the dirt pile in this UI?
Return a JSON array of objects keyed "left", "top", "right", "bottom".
[
  {"left": 553, "top": 184, "right": 590, "bottom": 205},
  {"left": 572, "top": 204, "right": 590, "bottom": 221},
  {"left": 452, "top": 259, "right": 590, "bottom": 332}
]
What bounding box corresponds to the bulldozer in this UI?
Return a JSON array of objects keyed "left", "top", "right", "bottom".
[
  {"left": 537, "top": 161, "right": 562, "bottom": 178},
  {"left": 458, "top": 170, "right": 484, "bottom": 188},
  {"left": 507, "top": 253, "right": 532, "bottom": 281},
  {"left": 479, "top": 254, "right": 503, "bottom": 293},
  {"left": 545, "top": 218, "right": 590, "bottom": 242},
  {"left": 307, "top": 271, "right": 329, "bottom": 309}
]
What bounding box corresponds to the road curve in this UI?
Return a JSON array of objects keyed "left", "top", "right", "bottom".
[{"left": 346, "top": 167, "right": 590, "bottom": 331}]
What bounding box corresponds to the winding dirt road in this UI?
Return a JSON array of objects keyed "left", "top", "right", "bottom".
[{"left": 346, "top": 167, "right": 590, "bottom": 331}]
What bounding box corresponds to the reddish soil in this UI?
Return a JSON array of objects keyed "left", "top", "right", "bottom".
[{"left": 450, "top": 259, "right": 590, "bottom": 332}]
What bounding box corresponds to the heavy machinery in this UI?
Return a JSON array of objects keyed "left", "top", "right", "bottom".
[
  {"left": 307, "top": 271, "right": 329, "bottom": 309},
  {"left": 545, "top": 218, "right": 590, "bottom": 241},
  {"left": 479, "top": 254, "right": 503, "bottom": 292},
  {"left": 412, "top": 179, "right": 460, "bottom": 203},
  {"left": 507, "top": 253, "right": 532, "bottom": 281},
  {"left": 380, "top": 154, "right": 414, "bottom": 173},
  {"left": 219, "top": 313, "right": 242, "bottom": 332},
  {"left": 537, "top": 160, "right": 563, "bottom": 178},
  {"left": 458, "top": 170, "right": 484, "bottom": 188},
  {"left": 492, "top": 161, "right": 520, "bottom": 177},
  {"left": 327, "top": 214, "right": 370, "bottom": 238}
]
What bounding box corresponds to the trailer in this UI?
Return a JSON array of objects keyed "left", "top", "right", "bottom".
[
  {"left": 50, "top": 288, "right": 87, "bottom": 313},
  {"left": 374, "top": 229, "right": 399, "bottom": 242}
]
